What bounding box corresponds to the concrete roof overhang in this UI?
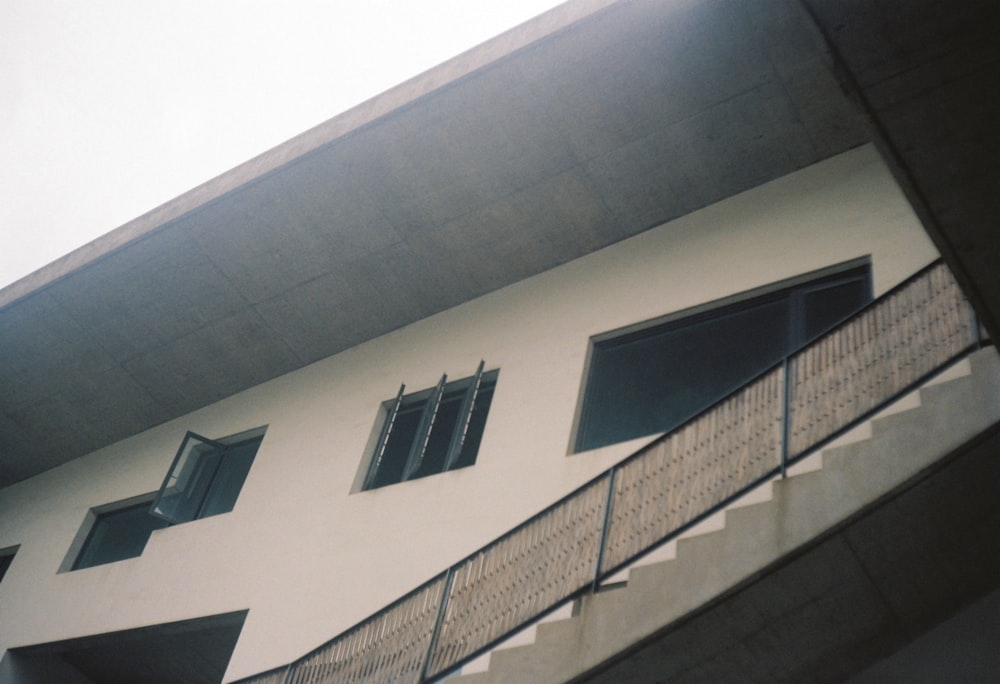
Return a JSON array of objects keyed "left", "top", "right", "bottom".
[
  {"left": 0, "top": 0, "right": 872, "bottom": 487},
  {"left": 801, "top": 0, "right": 1000, "bottom": 343}
]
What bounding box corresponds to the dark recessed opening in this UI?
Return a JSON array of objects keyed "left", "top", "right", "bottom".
[{"left": 8, "top": 611, "right": 248, "bottom": 684}]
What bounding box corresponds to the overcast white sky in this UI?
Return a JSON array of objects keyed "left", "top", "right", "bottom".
[{"left": 0, "top": 0, "right": 565, "bottom": 289}]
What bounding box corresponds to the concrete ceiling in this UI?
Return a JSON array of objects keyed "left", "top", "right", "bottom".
[
  {"left": 0, "top": 0, "right": 871, "bottom": 487},
  {"left": 800, "top": 0, "right": 1000, "bottom": 343}
]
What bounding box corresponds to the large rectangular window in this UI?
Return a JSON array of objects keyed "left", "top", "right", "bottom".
[
  {"left": 576, "top": 262, "right": 871, "bottom": 451},
  {"left": 364, "top": 363, "right": 497, "bottom": 490}
]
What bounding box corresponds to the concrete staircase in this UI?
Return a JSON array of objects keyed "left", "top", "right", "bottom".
[{"left": 451, "top": 347, "right": 1000, "bottom": 683}]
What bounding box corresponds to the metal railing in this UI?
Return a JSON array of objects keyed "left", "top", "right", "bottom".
[{"left": 237, "top": 260, "right": 983, "bottom": 684}]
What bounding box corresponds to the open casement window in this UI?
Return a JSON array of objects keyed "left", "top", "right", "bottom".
[
  {"left": 364, "top": 362, "right": 497, "bottom": 490},
  {"left": 576, "top": 261, "right": 872, "bottom": 451},
  {"left": 150, "top": 431, "right": 262, "bottom": 523}
]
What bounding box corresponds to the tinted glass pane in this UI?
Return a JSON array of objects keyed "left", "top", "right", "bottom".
[
  {"left": 0, "top": 552, "right": 14, "bottom": 583},
  {"left": 412, "top": 390, "right": 465, "bottom": 479},
  {"left": 800, "top": 276, "right": 871, "bottom": 342},
  {"left": 73, "top": 504, "right": 171, "bottom": 570},
  {"left": 371, "top": 402, "right": 423, "bottom": 489},
  {"left": 578, "top": 264, "right": 872, "bottom": 452},
  {"left": 199, "top": 437, "right": 262, "bottom": 518},
  {"left": 366, "top": 372, "right": 497, "bottom": 489},
  {"left": 454, "top": 382, "right": 495, "bottom": 469},
  {"left": 581, "top": 298, "right": 789, "bottom": 450},
  {"left": 151, "top": 434, "right": 223, "bottom": 523}
]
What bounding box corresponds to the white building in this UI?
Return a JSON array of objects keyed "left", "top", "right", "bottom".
[{"left": 2, "top": 1, "right": 998, "bottom": 683}]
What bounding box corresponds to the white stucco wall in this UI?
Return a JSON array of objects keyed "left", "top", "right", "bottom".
[{"left": 0, "top": 145, "right": 939, "bottom": 681}]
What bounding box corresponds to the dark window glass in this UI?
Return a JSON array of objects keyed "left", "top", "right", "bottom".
[
  {"left": 73, "top": 503, "right": 171, "bottom": 570},
  {"left": 151, "top": 434, "right": 223, "bottom": 524},
  {"left": 583, "top": 297, "right": 790, "bottom": 450},
  {"left": 798, "top": 276, "right": 872, "bottom": 342},
  {"left": 455, "top": 383, "right": 495, "bottom": 470},
  {"left": 151, "top": 432, "right": 264, "bottom": 524},
  {"left": 412, "top": 387, "right": 467, "bottom": 479},
  {"left": 365, "top": 367, "right": 497, "bottom": 490},
  {"left": 69, "top": 430, "right": 264, "bottom": 571},
  {"left": 577, "top": 264, "right": 871, "bottom": 451},
  {"left": 199, "top": 437, "right": 260, "bottom": 518},
  {"left": 370, "top": 403, "right": 423, "bottom": 490},
  {"left": 0, "top": 550, "right": 15, "bottom": 584}
]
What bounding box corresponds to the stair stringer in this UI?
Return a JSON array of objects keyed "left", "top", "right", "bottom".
[{"left": 451, "top": 348, "right": 1000, "bottom": 684}]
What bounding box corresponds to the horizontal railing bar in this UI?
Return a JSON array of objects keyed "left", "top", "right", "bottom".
[
  {"left": 794, "top": 257, "right": 944, "bottom": 350},
  {"left": 594, "top": 464, "right": 784, "bottom": 584},
  {"left": 282, "top": 570, "right": 450, "bottom": 670},
  {"left": 591, "top": 342, "right": 981, "bottom": 586},
  {"left": 603, "top": 258, "right": 956, "bottom": 477},
  {"left": 433, "top": 473, "right": 612, "bottom": 577},
  {"left": 424, "top": 584, "right": 597, "bottom": 683},
  {"left": 593, "top": 360, "right": 785, "bottom": 482},
  {"left": 783, "top": 345, "right": 980, "bottom": 470},
  {"left": 423, "top": 476, "right": 609, "bottom": 678}
]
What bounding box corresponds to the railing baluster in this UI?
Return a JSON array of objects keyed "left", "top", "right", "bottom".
[
  {"left": 594, "top": 469, "right": 616, "bottom": 588},
  {"left": 781, "top": 358, "right": 790, "bottom": 478},
  {"left": 422, "top": 567, "right": 454, "bottom": 682}
]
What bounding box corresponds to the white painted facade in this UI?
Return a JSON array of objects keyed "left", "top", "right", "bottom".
[{"left": 0, "top": 145, "right": 939, "bottom": 681}]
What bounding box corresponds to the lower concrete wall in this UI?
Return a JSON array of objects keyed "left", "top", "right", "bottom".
[{"left": 847, "top": 587, "right": 1000, "bottom": 683}]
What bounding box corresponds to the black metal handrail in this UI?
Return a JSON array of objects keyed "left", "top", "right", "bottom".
[{"left": 237, "top": 259, "right": 985, "bottom": 684}]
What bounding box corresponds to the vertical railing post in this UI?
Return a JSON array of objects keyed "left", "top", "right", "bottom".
[
  {"left": 592, "top": 469, "right": 617, "bottom": 593},
  {"left": 421, "top": 567, "right": 455, "bottom": 682},
  {"left": 780, "top": 357, "right": 791, "bottom": 478},
  {"left": 972, "top": 307, "right": 984, "bottom": 350},
  {"left": 279, "top": 663, "right": 293, "bottom": 684}
]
